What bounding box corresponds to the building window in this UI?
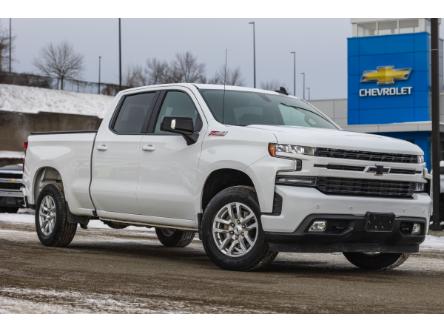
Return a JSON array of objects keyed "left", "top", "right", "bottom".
[
  {"left": 399, "top": 19, "right": 419, "bottom": 34},
  {"left": 378, "top": 20, "right": 398, "bottom": 35},
  {"left": 357, "top": 22, "right": 377, "bottom": 36}
]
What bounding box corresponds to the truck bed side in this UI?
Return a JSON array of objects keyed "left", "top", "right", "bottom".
[{"left": 23, "top": 131, "right": 97, "bottom": 216}]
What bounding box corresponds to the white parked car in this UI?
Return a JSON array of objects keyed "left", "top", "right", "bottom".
[
  {"left": 23, "top": 84, "right": 431, "bottom": 271},
  {"left": 0, "top": 154, "right": 24, "bottom": 213}
]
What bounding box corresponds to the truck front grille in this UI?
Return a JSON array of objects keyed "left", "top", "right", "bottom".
[
  {"left": 0, "top": 172, "right": 22, "bottom": 179},
  {"left": 315, "top": 148, "right": 419, "bottom": 164},
  {"left": 0, "top": 182, "right": 22, "bottom": 191},
  {"left": 316, "top": 177, "right": 416, "bottom": 198}
]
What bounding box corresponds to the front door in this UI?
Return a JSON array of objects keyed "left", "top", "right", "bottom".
[{"left": 138, "top": 90, "right": 204, "bottom": 223}]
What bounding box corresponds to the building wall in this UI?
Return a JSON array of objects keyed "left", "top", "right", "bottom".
[
  {"left": 311, "top": 99, "right": 348, "bottom": 128},
  {"left": 0, "top": 111, "right": 101, "bottom": 152}
]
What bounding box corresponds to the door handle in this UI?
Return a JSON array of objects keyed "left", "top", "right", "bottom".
[
  {"left": 142, "top": 144, "right": 156, "bottom": 152},
  {"left": 97, "top": 144, "right": 108, "bottom": 151}
]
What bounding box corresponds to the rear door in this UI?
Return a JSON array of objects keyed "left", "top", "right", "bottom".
[{"left": 91, "top": 91, "right": 159, "bottom": 215}]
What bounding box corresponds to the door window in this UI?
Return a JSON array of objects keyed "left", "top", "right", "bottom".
[
  {"left": 154, "top": 91, "right": 202, "bottom": 134},
  {"left": 112, "top": 92, "right": 157, "bottom": 134}
]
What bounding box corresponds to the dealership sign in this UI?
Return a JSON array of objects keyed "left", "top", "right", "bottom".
[
  {"left": 348, "top": 32, "right": 430, "bottom": 125},
  {"left": 359, "top": 66, "right": 413, "bottom": 97}
]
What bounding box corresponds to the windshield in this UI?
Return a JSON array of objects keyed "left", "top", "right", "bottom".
[{"left": 200, "top": 89, "right": 338, "bottom": 129}]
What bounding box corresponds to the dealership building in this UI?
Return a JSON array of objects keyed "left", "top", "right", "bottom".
[{"left": 311, "top": 18, "right": 444, "bottom": 170}]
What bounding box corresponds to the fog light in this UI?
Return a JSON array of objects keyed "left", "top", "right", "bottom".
[
  {"left": 414, "top": 183, "right": 425, "bottom": 192},
  {"left": 412, "top": 223, "right": 422, "bottom": 235},
  {"left": 275, "top": 176, "right": 316, "bottom": 187},
  {"left": 308, "top": 220, "right": 327, "bottom": 232}
]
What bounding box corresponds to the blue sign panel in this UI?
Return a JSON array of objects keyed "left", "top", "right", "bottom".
[{"left": 348, "top": 32, "right": 430, "bottom": 125}]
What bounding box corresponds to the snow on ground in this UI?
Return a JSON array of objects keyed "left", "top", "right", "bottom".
[
  {"left": 0, "top": 84, "right": 114, "bottom": 118},
  {"left": 421, "top": 235, "right": 444, "bottom": 251},
  {"left": 2, "top": 212, "right": 444, "bottom": 251},
  {"left": 0, "top": 286, "right": 191, "bottom": 314},
  {"left": 0, "top": 151, "right": 24, "bottom": 159}
]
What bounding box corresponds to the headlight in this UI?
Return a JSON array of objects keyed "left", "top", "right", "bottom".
[
  {"left": 268, "top": 143, "right": 316, "bottom": 159},
  {"left": 417, "top": 155, "right": 425, "bottom": 164}
]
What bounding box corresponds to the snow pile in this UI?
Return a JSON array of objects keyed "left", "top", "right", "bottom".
[
  {"left": 0, "top": 213, "right": 34, "bottom": 224},
  {"left": 0, "top": 151, "right": 24, "bottom": 159},
  {"left": 421, "top": 235, "right": 444, "bottom": 251},
  {"left": 0, "top": 84, "right": 114, "bottom": 118}
]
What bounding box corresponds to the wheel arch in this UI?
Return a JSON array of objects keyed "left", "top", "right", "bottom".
[
  {"left": 201, "top": 168, "right": 257, "bottom": 212},
  {"left": 33, "top": 166, "right": 63, "bottom": 204}
]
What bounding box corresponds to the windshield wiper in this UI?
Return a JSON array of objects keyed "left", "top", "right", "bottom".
[{"left": 280, "top": 103, "right": 317, "bottom": 114}]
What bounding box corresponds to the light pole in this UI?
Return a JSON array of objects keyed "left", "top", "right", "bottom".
[
  {"left": 300, "top": 72, "right": 306, "bottom": 99},
  {"left": 118, "top": 18, "right": 122, "bottom": 89},
  {"left": 431, "top": 18, "right": 441, "bottom": 230},
  {"left": 98, "top": 56, "right": 102, "bottom": 95},
  {"left": 248, "top": 21, "right": 256, "bottom": 88},
  {"left": 9, "top": 18, "right": 12, "bottom": 72},
  {"left": 306, "top": 87, "right": 311, "bottom": 100},
  {"left": 290, "top": 51, "right": 296, "bottom": 96}
]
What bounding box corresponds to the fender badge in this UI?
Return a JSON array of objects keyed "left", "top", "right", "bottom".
[{"left": 208, "top": 130, "right": 228, "bottom": 137}]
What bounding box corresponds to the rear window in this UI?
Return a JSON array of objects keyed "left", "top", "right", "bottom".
[{"left": 112, "top": 92, "right": 157, "bottom": 134}]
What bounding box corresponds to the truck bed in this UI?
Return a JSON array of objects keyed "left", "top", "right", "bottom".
[{"left": 23, "top": 131, "right": 98, "bottom": 216}]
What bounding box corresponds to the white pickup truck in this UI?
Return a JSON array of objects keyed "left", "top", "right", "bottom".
[{"left": 23, "top": 84, "right": 431, "bottom": 271}]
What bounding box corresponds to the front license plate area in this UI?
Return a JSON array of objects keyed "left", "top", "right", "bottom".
[{"left": 365, "top": 213, "right": 395, "bottom": 232}]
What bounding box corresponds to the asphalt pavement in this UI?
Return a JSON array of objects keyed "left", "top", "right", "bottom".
[{"left": 1, "top": 216, "right": 444, "bottom": 313}]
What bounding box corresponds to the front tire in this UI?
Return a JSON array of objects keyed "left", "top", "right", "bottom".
[
  {"left": 343, "top": 252, "right": 409, "bottom": 270},
  {"left": 35, "top": 184, "right": 77, "bottom": 247},
  {"left": 201, "top": 186, "right": 277, "bottom": 271},
  {"left": 155, "top": 228, "right": 195, "bottom": 247}
]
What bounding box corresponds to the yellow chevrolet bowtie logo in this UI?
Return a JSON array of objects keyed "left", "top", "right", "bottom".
[{"left": 361, "top": 66, "right": 412, "bottom": 85}]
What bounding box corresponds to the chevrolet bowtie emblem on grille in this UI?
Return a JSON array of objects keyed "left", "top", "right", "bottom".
[
  {"left": 361, "top": 66, "right": 412, "bottom": 85},
  {"left": 365, "top": 165, "right": 391, "bottom": 176}
]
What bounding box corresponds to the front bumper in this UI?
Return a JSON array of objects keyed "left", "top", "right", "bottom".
[
  {"left": 265, "top": 214, "right": 426, "bottom": 253},
  {"left": 0, "top": 191, "right": 24, "bottom": 208},
  {"left": 261, "top": 186, "right": 431, "bottom": 253}
]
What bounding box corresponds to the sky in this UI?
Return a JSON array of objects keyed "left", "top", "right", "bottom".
[{"left": 0, "top": 18, "right": 442, "bottom": 100}]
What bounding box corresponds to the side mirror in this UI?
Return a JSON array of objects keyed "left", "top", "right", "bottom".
[{"left": 160, "top": 117, "right": 198, "bottom": 145}]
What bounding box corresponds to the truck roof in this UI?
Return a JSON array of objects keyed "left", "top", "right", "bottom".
[{"left": 119, "top": 83, "right": 296, "bottom": 98}]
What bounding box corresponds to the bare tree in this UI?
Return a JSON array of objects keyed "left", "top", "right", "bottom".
[
  {"left": 209, "top": 66, "right": 244, "bottom": 86},
  {"left": 260, "top": 80, "right": 288, "bottom": 91},
  {"left": 34, "top": 42, "right": 83, "bottom": 90},
  {"left": 145, "top": 58, "right": 171, "bottom": 84},
  {"left": 171, "top": 51, "right": 206, "bottom": 83},
  {"left": 0, "top": 25, "right": 14, "bottom": 72},
  {"left": 125, "top": 65, "right": 147, "bottom": 87},
  {"left": 0, "top": 33, "right": 8, "bottom": 72}
]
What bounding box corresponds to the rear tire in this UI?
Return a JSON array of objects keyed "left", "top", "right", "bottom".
[
  {"left": 201, "top": 186, "right": 277, "bottom": 271},
  {"left": 343, "top": 252, "right": 409, "bottom": 270},
  {"left": 155, "top": 227, "right": 195, "bottom": 247},
  {"left": 35, "top": 184, "right": 77, "bottom": 247}
]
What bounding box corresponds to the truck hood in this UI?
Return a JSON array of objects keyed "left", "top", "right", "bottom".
[{"left": 247, "top": 125, "right": 423, "bottom": 155}]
